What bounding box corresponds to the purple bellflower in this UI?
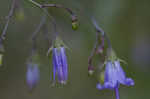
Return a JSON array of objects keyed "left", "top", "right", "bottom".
[
  {"left": 52, "top": 47, "right": 68, "bottom": 85},
  {"left": 26, "top": 63, "right": 40, "bottom": 90},
  {"left": 97, "top": 60, "right": 134, "bottom": 90},
  {"left": 97, "top": 60, "right": 134, "bottom": 99}
]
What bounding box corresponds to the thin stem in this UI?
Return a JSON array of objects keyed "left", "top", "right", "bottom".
[
  {"left": 32, "top": 15, "right": 46, "bottom": 41},
  {"left": 104, "top": 32, "right": 112, "bottom": 50},
  {"left": 91, "top": 18, "right": 104, "bottom": 36},
  {"left": 91, "top": 18, "right": 112, "bottom": 49},
  {"left": 42, "top": 3, "right": 78, "bottom": 24},
  {"left": 28, "top": 0, "right": 51, "bottom": 19},
  {"left": 88, "top": 31, "right": 98, "bottom": 65},
  {"left": 42, "top": 4, "right": 75, "bottom": 17},
  {"left": 43, "top": 9, "right": 58, "bottom": 38},
  {"left": 42, "top": 23, "right": 50, "bottom": 44},
  {"left": 43, "top": 4, "right": 78, "bottom": 31},
  {"left": 31, "top": 15, "right": 46, "bottom": 55},
  {"left": 1, "top": 0, "right": 16, "bottom": 41},
  {"left": 115, "top": 87, "right": 120, "bottom": 99},
  {"left": 88, "top": 18, "right": 101, "bottom": 65},
  {"left": 28, "top": 0, "right": 42, "bottom": 8},
  {"left": 28, "top": 0, "right": 58, "bottom": 38},
  {"left": 88, "top": 18, "right": 106, "bottom": 65},
  {"left": 28, "top": 0, "right": 59, "bottom": 56}
]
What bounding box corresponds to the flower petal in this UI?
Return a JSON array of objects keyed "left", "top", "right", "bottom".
[
  {"left": 114, "top": 61, "right": 126, "bottom": 84},
  {"left": 103, "top": 82, "right": 117, "bottom": 90},
  {"left": 26, "top": 63, "right": 39, "bottom": 90},
  {"left": 26, "top": 66, "right": 34, "bottom": 89},
  {"left": 96, "top": 83, "right": 105, "bottom": 90},
  {"left": 60, "top": 47, "right": 68, "bottom": 82},
  {"left": 105, "top": 61, "right": 117, "bottom": 87},
  {"left": 125, "top": 78, "right": 134, "bottom": 86},
  {"left": 32, "top": 64, "right": 40, "bottom": 84},
  {"left": 52, "top": 48, "right": 57, "bottom": 82}
]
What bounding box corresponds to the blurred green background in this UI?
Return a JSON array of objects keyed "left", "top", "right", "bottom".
[{"left": 0, "top": 0, "right": 150, "bottom": 99}]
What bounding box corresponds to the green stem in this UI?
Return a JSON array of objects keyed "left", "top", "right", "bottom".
[
  {"left": 28, "top": 0, "right": 51, "bottom": 19},
  {"left": 28, "top": 0, "right": 58, "bottom": 37},
  {"left": 28, "top": 0, "right": 42, "bottom": 8}
]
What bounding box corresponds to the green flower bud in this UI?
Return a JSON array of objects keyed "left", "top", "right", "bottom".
[
  {"left": 0, "top": 43, "right": 4, "bottom": 67},
  {"left": 0, "top": 54, "right": 3, "bottom": 66},
  {"left": 72, "top": 21, "right": 78, "bottom": 30},
  {"left": 71, "top": 15, "right": 78, "bottom": 30},
  {"left": 99, "top": 71, "right": 105, "bottom": 84},
  {"left": 88, "top": 65, "right": 94, "bottom": 76}
]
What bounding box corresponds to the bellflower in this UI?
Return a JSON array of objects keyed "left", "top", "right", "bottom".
[
  {"left": 91, "top": 19, "right": 134, "bottom": 99},
  {"left": 26, "top": 63, "right": 40, "bottom": 90},
  {"left": 52, "top": 47, "right": 68, "bottom": 85},
  {"left": 97, "top": 60, "right": 134, "bottom": 99},
  {"left": 97, "top": 60, "right": 134, "bottom": 90}
]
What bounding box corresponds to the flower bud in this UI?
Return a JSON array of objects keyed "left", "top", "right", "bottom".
[
  {"left": 26, "top": 63, "right": 40, "bottom": 90},
  {"left": 71, "top": 15, "right": 78, "bottom": 30},
  {"left": 88, "top": 65, "right": 94, "bottom": 76}
]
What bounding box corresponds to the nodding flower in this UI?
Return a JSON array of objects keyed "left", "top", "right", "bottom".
[
  {"left": 91, "top": 18, "right": 134, "bottom": 99},
  {"left": 97, "top": 60, "right": 134, "bottom": 90},
  {"left": 26, "top": 63, "right": 40, "bottom": 90},
  {"left": 52, "top": 47, "right": 68, "bottom": 85},
  {"left": 97, "top": 60, "right": 134, "bottom": 99}
]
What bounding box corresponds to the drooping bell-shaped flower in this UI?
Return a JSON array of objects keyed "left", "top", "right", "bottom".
[
  {"left": 91, "top": 19, "right": 134, "bottom": 99},
  {"left": 48, "top": 37, "right": 68, "bottom": 85},
  {"left": 52, "top": 47, "right": 68, "bottom": 84},
  {"left": 26, "top": 63, "right": 40, "bottom": 90},
  {"left": 96, "top": 50, "right": 134, "bottom": 99},
  {"left": 97, "top": 60, "right": 134, "bottom": 90}
]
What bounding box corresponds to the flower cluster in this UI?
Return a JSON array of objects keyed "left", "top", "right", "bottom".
[
  {"left": 0, "top": 1, "right": 135, "bottom": 98},
  {"left": 0, "top": 0, "right": 77, "bottom": 90}
]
